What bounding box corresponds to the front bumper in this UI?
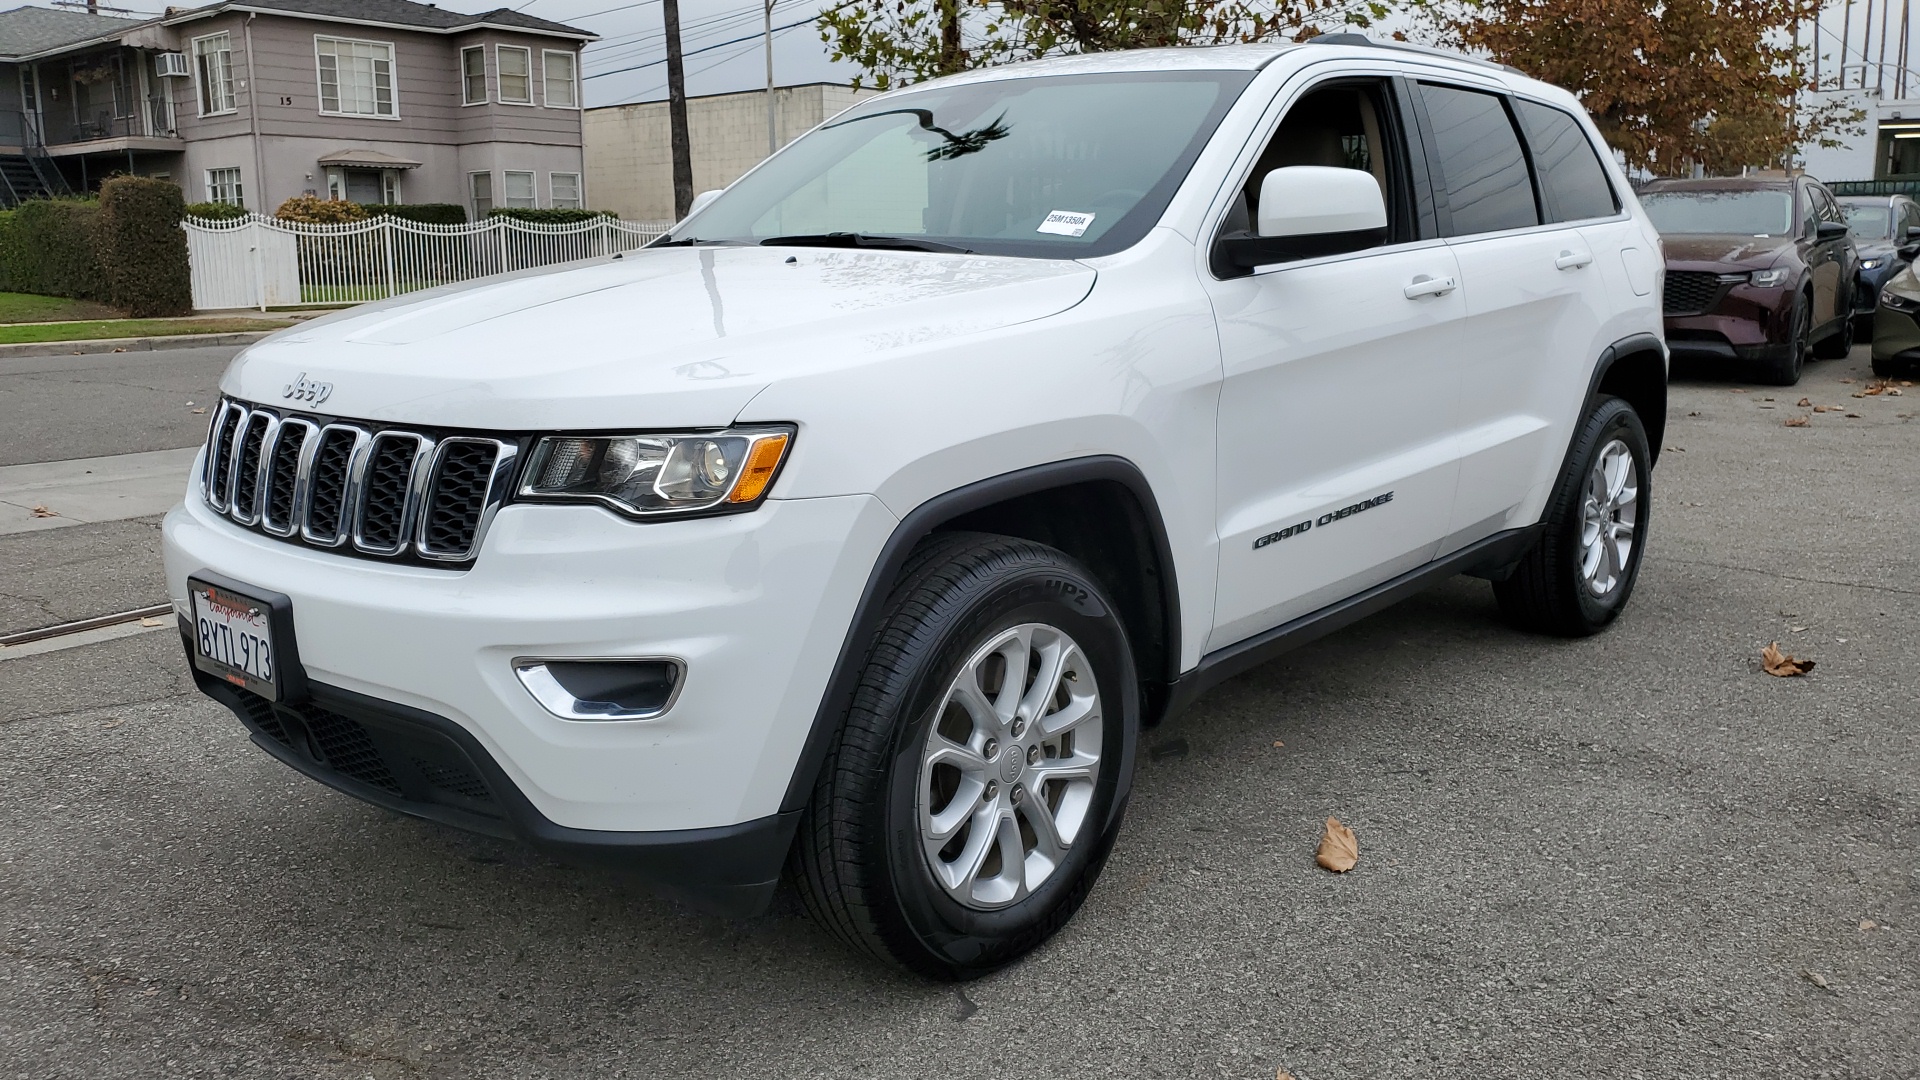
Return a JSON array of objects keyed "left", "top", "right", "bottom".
[
  {"left": 1663, "top": 278, "right": 1795, "bottom": 362},
  {"left": 1873, "top": 303, "right": 1920, "bottom": 360},
  {"left": 164, "top": 469, "right": 897, "bottom": 905}
]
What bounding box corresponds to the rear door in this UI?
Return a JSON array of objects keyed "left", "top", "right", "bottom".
[{"left": 1408, "top": 78, "right": 1616, "bottom": 547}]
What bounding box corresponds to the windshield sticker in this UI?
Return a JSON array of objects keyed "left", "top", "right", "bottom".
[{"left": 1037, "top": 210, "right": 1095, "bottom": 237}]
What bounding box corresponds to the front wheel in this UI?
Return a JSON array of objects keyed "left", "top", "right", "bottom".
[
  {"left": 791, "top": 533, "right": 1139, "bottom": 979},
  {"left": 1761, "top": 293, "right": 1811, "bottom": 385},
  {"left": 1493, "top": 395, "right": 1652, "bottom": 636}
]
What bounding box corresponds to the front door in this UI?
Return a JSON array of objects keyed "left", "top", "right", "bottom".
[{"left": 1203, "top": 73, "right": 1469, "bottom": 651}]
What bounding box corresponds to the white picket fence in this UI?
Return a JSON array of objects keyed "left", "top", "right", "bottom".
[{"left": 185, "top": 213, "right": 673, "bottom": 311}]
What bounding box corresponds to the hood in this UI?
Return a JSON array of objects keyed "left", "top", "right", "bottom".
[
  {"left": 224, "top": 246, "right": 1097, "bottom": 430},
  {"left": 1884, "top": 263, "right": 1920, "bottom": 299},
  {"left": 1660, "top": 233, "right": 1796, "bottom": 270}
]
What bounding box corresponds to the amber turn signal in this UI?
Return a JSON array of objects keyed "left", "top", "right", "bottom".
[{"left": 727, "top": 433, "right": 790, "bottom": 503}]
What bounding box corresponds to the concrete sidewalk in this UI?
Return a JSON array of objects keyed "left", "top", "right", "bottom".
[{"left": 0, "top": 447, "right": 196, "bottom": 535}]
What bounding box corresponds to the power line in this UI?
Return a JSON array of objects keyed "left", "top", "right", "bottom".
[{"left": 584, "top": 11, "right": 817, "bottom": 79}]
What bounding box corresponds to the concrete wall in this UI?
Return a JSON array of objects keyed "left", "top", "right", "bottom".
[{"left": 584, "top": 82, "right": 875, "bottom": 222}]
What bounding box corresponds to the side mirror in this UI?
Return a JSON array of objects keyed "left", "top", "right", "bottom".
[
  {"left": 1816, "top": 219, "right": 1849, "bottom": 242},
  {"left": 1215, "top": 166, "right": 1388, "bottom": 275},
  {"left": 1898, "top": 243, "right": 1920, "bottom": 262},
  {"left": 684, "top": 189, "right": 723, "bottom": 220},
  {"left": 1905, "top": 225, "right": 1920, "bottom": 242}
]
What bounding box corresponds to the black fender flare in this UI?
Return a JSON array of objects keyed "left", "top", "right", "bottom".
[
  {"left": 777, "top": 455, "right": 1182, "bottom": 813},
  {"left": 1584, "top": 331, "right": 1669, "bottom": 465}
]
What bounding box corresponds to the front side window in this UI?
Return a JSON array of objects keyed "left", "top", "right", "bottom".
[
  {"left": 503, "top": 170, "right": 536, "bottom": 207},
  {"left": 1418, "top": 82, "right": 1539, "bottom": 236},
  {"left": 206, "top": 166, "right": 243, "bottom": 206},
  {"left": 461, "top": 46, "right": 486, "bottom": 105},
  {"left": 1641, "top": 190, "right": 1794, "bottom": 236},
  {"left": 673, "top": 70, "right": 1254, "bottom": 259},
  {"left": 194, "top": 33, "right": 236, "bottom": 115},
  {"left": 550, "top": 172, "right": 581, "bottom": 208},
  {"left": 498, "top": 46, "right": 532, "bottom": 104},
  {"left": 543, "top": 49, "right": 577, "bottom": 108},
  {"left": 317, "top": 36, "right": 396, "bottom": 118},
  {"left": 1513, "top": 99, "right": 1618, "bottom": 223},
  {"left": 470, "top": 172, "right": 493, "bottom": 216},
  {"left": 1236, "top": 79, "right": 1415, "bottom": 248}
]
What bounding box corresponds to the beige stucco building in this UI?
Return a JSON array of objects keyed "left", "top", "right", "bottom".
[{"left": 584, "top": 82, "right": 875, "bottom": 223}]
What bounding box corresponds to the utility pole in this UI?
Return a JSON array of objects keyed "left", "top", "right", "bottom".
[
  {"left": 663, "top": 0, "right": 694, "bottom": 219},
  {"left": 764, "top": 0, "right": 776, "bottom": 156}
]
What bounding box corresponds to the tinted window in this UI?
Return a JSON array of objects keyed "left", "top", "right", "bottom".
[
  {"left": 1513, "top": 99, "right": 1617, "bottom": 222},
  {"left": 1418, "top": 83, "right": 1538, "bottom": 236}
]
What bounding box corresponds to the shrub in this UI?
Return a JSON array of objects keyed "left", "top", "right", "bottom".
[
  {"left": 365, "top": 203, "right": 466, "bottom": 225},
  {"left": 184, "top": 201, "right": 248, "bottom": 221},
  {"left": 95, "top": 176, "right": 191, "bottom": 317},
  {"left": 486, "top": 207, "right": 612, "bottom": 224},
  {"left": 275, "top": 195, "right": 366, "bottom": 224},
  {"left": 0, "top": 198, "right": 103, "bottom": 299}
]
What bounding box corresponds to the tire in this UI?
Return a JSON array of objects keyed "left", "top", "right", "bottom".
[
  {"left": 791, "top": 532, "right": 1139, "bottom": 979},
  {"left": 1760, "top": 293, "right": 1810, "bottom": 385},
  {"left": 1493, "top": 395, "right": 1652, "bottom": 637},
  {"left": 1813, "top": 305, "right": 1855, "bottom": 360},
  {"left": 1872, "top": 353, "right": 1905, "bottom": 378}
]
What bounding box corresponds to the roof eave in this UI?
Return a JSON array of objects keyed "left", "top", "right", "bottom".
[{"left": 159, "top": 4, "right": 595, "bottom": 41}]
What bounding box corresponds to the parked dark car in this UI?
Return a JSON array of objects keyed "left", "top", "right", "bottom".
[
  {"left": 1870, "top": 240, "right": 1920, "bottom": 375},
  {"left": 1642, "top": 176, "right": 1859, "bottom": 386},
  {"left": 1838, "top": 193, "right": 1920, "bottom": 336}
]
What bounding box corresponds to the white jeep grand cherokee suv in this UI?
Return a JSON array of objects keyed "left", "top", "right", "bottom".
[{"left": 164, "top": 37, "right": 1666, "bottom": 978}]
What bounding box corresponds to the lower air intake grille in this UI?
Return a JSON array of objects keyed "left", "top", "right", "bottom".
[{"left": 1663, "top": 270, "right": 1725, "bottom": 315}]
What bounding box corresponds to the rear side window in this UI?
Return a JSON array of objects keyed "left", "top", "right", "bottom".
[
  {"left": 1418, "top": 82, "right": 1538, "bottom": 236},
  {"left": 1513, "top": 99, "right": 1618, "bottom": 223}
]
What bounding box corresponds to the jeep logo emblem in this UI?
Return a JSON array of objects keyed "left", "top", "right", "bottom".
[{"left": 282, "top": 373, "right": 333, "bottom": 405}]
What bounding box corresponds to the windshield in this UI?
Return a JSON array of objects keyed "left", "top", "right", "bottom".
[
  {"left": 1640, "top": 190, "right": 1794, "bottom": 236},
  {"left": 1842, "top": 203, "right": 1892, "bottom": 239},
  {"left": 667, "top": 70, "right": 1255, "bottom": 259}
]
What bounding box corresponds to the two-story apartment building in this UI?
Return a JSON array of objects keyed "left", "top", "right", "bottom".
[{"left": 0, "top": 0, "right": 594, "bottom": 215}]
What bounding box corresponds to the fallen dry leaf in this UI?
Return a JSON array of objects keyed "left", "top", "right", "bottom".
[
  {"left": 190, "top": 407, "right": 206, "bottom": 414},
  {"left": 1797, "top": 397, "right": 1813, "bottom": 406},
  {"left": 1784, "top": 416, "right": 1810, "bottom": 427},
  {"left": 1852, "top": 391, "right": 1868, "bottom": 398},
  {"left": 1813, "top": 405, "right": 1830, "bottom": 413},
  {"left": 138, "top": 616, "right": 169, "bottom": 628},
  {"left": 29, "top": 505, "right": 57, "bottom": 518},
  {"left": 1278, "top": 1072, "right": 1297, "bottom": 1080},
  {"left": 1762, "top": 642, "right": 1815, "bottom": 677},
  {"left": 1790, "top": 625, "right": 1808, "bottom": 633},
  {"left": 1846, "top": 412, "right": 1861, "bottom": 419},
  {"left": 1731, "top": 388, "right": 1747, "bottom": 393},
  {"left": 1687, "top": 410, "right": 1701, "bottom": 417},
  {"left": 1271, "top": 740, "right": 1285, "bottom": 748},
  {"left": 1903, "top": 381, "right": 1915, "bottom": 387},
  {"left": 1861, "top": 919, "right": 1879, "bottom": 931},
  {"left": 1802, "top": 969, "right": 1833, "bottom": 992},
  {"left": 1840, "top": 377, "right": 1856, "bottom": 383},
  {"left": 1316, "top": 817, "right": 1358, "bottom": 873}
]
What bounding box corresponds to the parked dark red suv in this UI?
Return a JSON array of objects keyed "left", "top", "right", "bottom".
[{"left": 1641, "top": 176, "right": 1859, "bottom": 386}]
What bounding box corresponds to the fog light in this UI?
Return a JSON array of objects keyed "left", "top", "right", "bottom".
[{"left": 514, "top": 658, "right": 684, "bottom": 720}]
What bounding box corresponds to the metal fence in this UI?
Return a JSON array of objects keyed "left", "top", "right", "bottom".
[{"left": 184, "top": 213, "right": 673, "bottom": 311}]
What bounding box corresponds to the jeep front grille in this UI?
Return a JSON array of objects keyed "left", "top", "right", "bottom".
[{"left": 200, "top": 398, "right": 518, "bottom": 567}]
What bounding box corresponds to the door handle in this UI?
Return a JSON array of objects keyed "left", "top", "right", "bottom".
[
  {"left": 1403, "top": 275, "right": 1457, "bottom": 299},
  {"left": 1555, "top": 250, "right": 1594, "bottom": 271}
]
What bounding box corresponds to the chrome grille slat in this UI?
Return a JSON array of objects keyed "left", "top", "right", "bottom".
[{"left": 200, "top": 397, "right": 514, "bottom": 570}]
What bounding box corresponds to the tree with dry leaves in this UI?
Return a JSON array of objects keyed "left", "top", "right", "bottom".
[
  {"left": 820, "top": 0, "right": 1395, "bottom": 89},
  {"left": 1424, "top": 0, "right": 1859, "bottom": 174}
]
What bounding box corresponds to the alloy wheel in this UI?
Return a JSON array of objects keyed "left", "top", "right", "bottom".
[
  {"left": 917, "top": 622, "right": 1104, "bottom": 910},
  {"left": 1578, "top": 438, "right": 1639, "bottom": 598}
]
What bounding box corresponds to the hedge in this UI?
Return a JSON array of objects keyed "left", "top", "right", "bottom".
[
  {"left": 0, "top": 180, "right": 193, "bottom": 315},
  {"left": 366, "top": 203, "right": 466, "bottom": 225},
  {"left": 486, "top": 207, "right": 612, "bottom": 224},
  {"left": 275, "top": 195, "right": 366, "bottom": 223},
  {"left": 96, "top": 176, "right": 192, "bottom": 317},
  {"left": 184, "top": 201, "right": 248, "bottom": 221}
]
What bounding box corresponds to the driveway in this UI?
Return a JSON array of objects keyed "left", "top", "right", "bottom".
[{"left": 1, "top": 347, "right": 1915, "bottom": 1079}]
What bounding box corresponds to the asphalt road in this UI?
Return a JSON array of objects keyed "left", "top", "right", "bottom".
[{"left": 1, "top": 347, "right": 1916, "bottom": 1079}]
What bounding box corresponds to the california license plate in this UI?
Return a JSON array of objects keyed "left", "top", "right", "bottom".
[{"left": 188, "top": 578, "right": 280, "bottom": 700}]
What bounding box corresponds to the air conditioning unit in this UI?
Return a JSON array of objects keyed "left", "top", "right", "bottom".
[{"left": 154, "top": 52, "right": 190, "bottom": 78}]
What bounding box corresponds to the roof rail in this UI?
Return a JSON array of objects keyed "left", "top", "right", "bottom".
[{"left": 1305, "top": 33, "right": 1524, "bottom": 76}]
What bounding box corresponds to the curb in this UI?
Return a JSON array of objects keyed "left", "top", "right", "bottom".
[{"left": 0, "top": 331, "right": 274, "bottom": 360}]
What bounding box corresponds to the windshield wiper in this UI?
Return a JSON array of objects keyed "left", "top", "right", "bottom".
[
  {"left": 759, "top": 232, "right": 975, "bottom": 255},
  {"left": 648, "top": 236, "right": 753, "bottom": 248}
]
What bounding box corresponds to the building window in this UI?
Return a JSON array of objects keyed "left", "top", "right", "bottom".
[
  {"left": 194, "top": 33, "right": 236, "bottom": 115},
  {"left": 550, "top": 172, "right": 581, "bottom": 209},
  {"left": 542, "top": 50, "right": 577, "bottom": 108},
  {"left": 461, "top": 45, "right": 486, "bottom": 106},
  {"left": 206, "top": 167, "right": 243, "bottom": 206},
  {"left": 316, "top": 36, "right": 397, "bottom": 118},
  {"left": 328, "top": 167, "right": 400, "bottom": 204},
  {"left": 470, "top": 172, "right": 494, "bottom": 216},
  {"left": 502, "top": 170, "right": 536, "bottom": 208},
  {"left": 497, "top": 46, "right": 532, "bottom": 104}
]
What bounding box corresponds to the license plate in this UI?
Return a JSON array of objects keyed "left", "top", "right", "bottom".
[{"left": 188, "top": 579, "right": 280, "bottom": 700}]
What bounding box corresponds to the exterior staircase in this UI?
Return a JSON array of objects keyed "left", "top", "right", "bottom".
[{"left": 0, "top": 153, "right": 63, "bottom": 207}]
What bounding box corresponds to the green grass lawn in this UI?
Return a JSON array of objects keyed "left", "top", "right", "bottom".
[
  {"left": 0, "top": 317, "right": 295, "bottom": 344},
  {"left": 0, "top": 291, "right": 124, "bottom": 323}
]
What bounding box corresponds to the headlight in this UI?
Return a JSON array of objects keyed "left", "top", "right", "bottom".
[
  {"left": 518, "top": 426, "right": 794, "bottom": 517},
  {"left": 1860, "top": 257, "right": 1886, "bottom": 270},
  {"left": 1749, "top": 268, "right": 1789, "bottom": 287},
  {"left": 1881, "top": 288, "right": 1919, "bottom": 311}
]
